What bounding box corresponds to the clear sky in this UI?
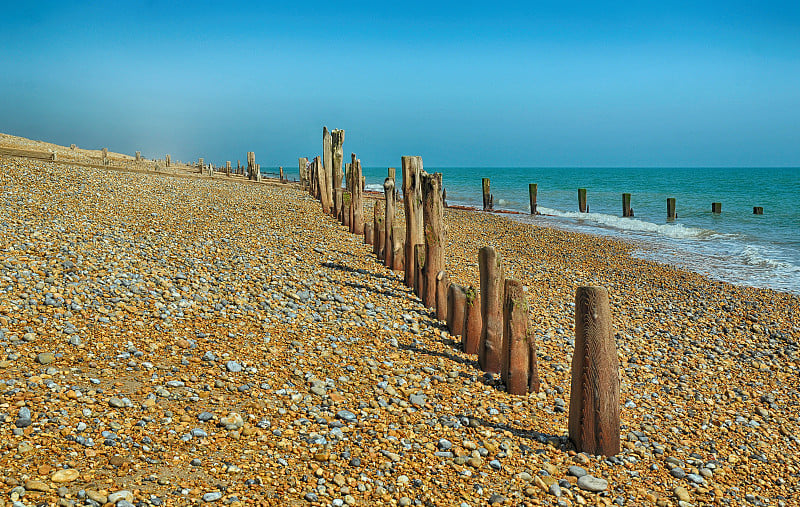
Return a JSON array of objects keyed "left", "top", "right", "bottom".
[{"left": 1, "top": 1, "right": 798, "bottom": 167}]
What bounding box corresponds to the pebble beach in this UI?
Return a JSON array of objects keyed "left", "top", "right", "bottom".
[{"left": 0, "top": 135, "right": 798, "bottom": 507}]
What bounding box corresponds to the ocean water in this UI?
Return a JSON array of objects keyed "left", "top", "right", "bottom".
[{"left": 352, "top": 166, "right": 800, "bottom": 295}]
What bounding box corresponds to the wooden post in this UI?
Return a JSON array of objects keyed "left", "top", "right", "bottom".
[
  {"left": 316, "top": 156, "right": 332, "bottom": 213},
  {"left": 279, "top": 166, "right": 284, "bottom": 183},
  {"left": 478, "top": 246, "right": 504, "bottom": 374},
  {"left": 667, "top": 197, "right": 677, "bottom": 220},
  {"left": 342, "top": 191, "right": 351, "bottom": 227},
  {"left": 364, "top": 222, "right": 374, "bottom": 245},
  {"left": 529, "top": 184, "right": 538, "bottom": 214},
  {"left": 102, "top": 147, "right": 108, "bottom": 158},
  {"left": 502, "top": 279, "right": 536, "bottom": 395},
  {"left": 446, "top": 283, "right": 466, "bottom": 337},
  {"left": 166, "top": 154, "right": 170, "bottom": 167},
  {"left": 482, "top": 178, "right": 491, "bottom": 211},
  {"left": 373, "top": 200, "right": 384, "bottom": 258},
  {"left": 310, "top": 158, "right": 318, "bottom": 197},
  {"left": 298, "top": 157, "right": 308, "bottom": 188},
  {"left": 712, "top": 202, "right": 721, "bottom": 214},
  {"left": 753, "top": 206, "right": 763, "bottom": 215},
  {"left": 247, "top": 152, "right": 255, "bottom": 180},
  {"left": 413, "top": 244, "right": 425, "bottom": 298},
  {"left": 392, "top": 228, "right": 405, "bottom": 272},
  {"left": 578, "top": 188, "right": 587, "bottom": 213},
  {"left": 622, "top": 193, "right": 632, "bottom": 217},
  {"left": 350, "top": 154, "right": 364, "bottom": 234},
  {"left": 569, "top": 286, "right": 620, "bottom": 456},
  {"left": 226, "top": 161, "right": 231, "bottom": 177},
  {"left": 255, "top": 164, "right": 261, "bottom": 181},
  {"left": 435, "top": 271, "right": 450, "bottom": 322},
  {"left": 70, "top": 144, "right": 76, "bottom": 150},
  {"left": 333, "top": 189, "right": 343, "bottom": 223},
  {"left": 421, "top": 172, "right": 445, "bottom": 309},
  {"left": 442, "top": 188, "right": 447, "bottom": 208},
  {"left": 332, "top": 129, "right": 345, "bottom": 190},
  {"left": 402, "top": 156, "right": 424, "bottom": 287},
  {"left": 199, "top": 158, "right": 204, "bottom": 174},
  {"left": 135, "top": 151, "right": 141, "bottom": 161},
  {"left": 463, "top": 287, "right": 482, "bottom": 355},
  {"left": 323, "top": 126, "right": 332, "bottom": 192},
  {"left": 384, "top": 178, "right": 395, "bottom": 269}
]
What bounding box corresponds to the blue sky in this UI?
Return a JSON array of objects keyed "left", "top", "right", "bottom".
[{"left": 1, "top": 1, "right": 798, "bottom": 167}]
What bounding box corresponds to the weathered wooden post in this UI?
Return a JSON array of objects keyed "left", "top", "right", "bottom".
[
  {"left": 247, "top": 152, "right": 255, "bottom": 180},
  {"left": 255, "top": 164, "right": 261, "bottom": 181},
  {"left": 310, "top": 158, "right": 318, "bottom": 197},
  {"left": 442, "top": 188, "right": 447, "bottom": 208},
  {"left": 315, "top": 156, "right": 331, "bottom": 213},
  {"left": 479, "top": 246, "right": 504, "bottom": 373},
  {"left": 446, "top": 283, "right": 466, "bottom": 337},
  {"left": 226, "top": 161, "right": 231, "bottom": 177},
  {"left": 350, "top": 154, "right": 364, "bottom": 234},
  {"left": 333, "top": 189, "right": 343, "bottom": 222},
  {"left": 753, "top": 206, "right": 764, "bottom": 215},
  {"left": 51, "top": 152, "right": 57, "bottom": 161},
  {"left": 364, "top": 222, "right": 374, "bottom": 245},
  {"left": 70, "top": 144, "right": 76, "bottom": 150},
  {"left": 323, "top": 126, "right": 332, "bottom": 188},
  {"left": 435, "top": 271, "right": 450, "bottom": 322},
  {"left": 529, "top": 184, "right": 538, "bottom": 214},
  {"left": 199, "top": 158, "right": 204, "bottom": 174},
  {"left": 413, "top": 244, "right": 425, "bottom": 298},
  {"left": 384, "top": 178, "right": 395, "bottom": 269},
  {"left": 373, "top": 200, "right": 384, "bottom": 257},
  {"left": 502, "top": 279, "right": 538, "bottom": 395},
  {"left": 578, "top": 188, "right": 587, "bottom": 213},
  {"left": 342, "top": 192, "right": 352, "bottom": 227},
  {"left": 667, "top": 197, "right": 677, "bottom": 220},
  {"left": 392, "top": 228, "right": 405, "bottom": 272},
  {"left": 166, "top": 154, "right": 170, "bottom": 167},
  {"left": 102, "top": 147, "right": 108, "bottom": 165},
  {"left": 298, "top": 157, "right": 308, "bottom": 188},
  {"left": 135, "top": 151, "right": 141, "bottom": 161},
  {"left": 482, "top": 178, "right": 491, "bottom": 211},
  {"left": 569, "top": 286, "right": 620, "bottom": 456},
  {"left": 332, "top": 129, "right": 345, "bottom": 190},
  {"left": 622, "top": 193, "right": 632, "bottom": 217},
  {"left": 463, "top": 287, "right": 482, "bottom": 355},
  {"left": 422, "top": 172, "right": 445, "bottom": 309},
  {"left": 402, "top": 156, "right": 424, "bottom": 287},
  {"left": 279, "top": 166, "right": 284, "bottom": 183},
  {"left": 712, "top": 202, "right": 721, "bottom": 214}
]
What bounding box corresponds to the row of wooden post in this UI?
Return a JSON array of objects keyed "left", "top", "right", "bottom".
[{"left": 302, "top": 133, "right": 620, "bottom": 456}]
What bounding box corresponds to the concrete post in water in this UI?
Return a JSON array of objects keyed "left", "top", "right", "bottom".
[
  {"left": 373, "top": 200, "right": 384, "bottom": 257},
  {"left": 482, "top": 178, "right": 492, "bottom": 211},
  {"left": 578, "top": 188, "right": 587, "bottom": 213},
  {"left": 422, "top": 172, "right": 445, "bottom": 309},
  {"left": 392, "top": 229, "right": 405, "bottom": 272},
  {"left": 166, "top": 154, "right": 170, "bottom": 167},
  {"left": 364, "top": 222, "right": 374, "bottom": 245},
  {"left": 350, "top": 154, "right": 364, "bottom": 234},
  {"left": 463, "top": 287, "right": 482, "bottom": 355},
  {"left": 529, "top": 184, "right": 538, "bottom": 214},
  {"left": 135, "top": 151, "right": 141, "bottom": 161},
  {"left": 446, "top": 283, "right": 466, "bottom": 337},
  {"left": 479, "top": 246, "right": 504, "bottom": 373},
  {"left": 569, "top": 286, "right": 620, "bottom": 456},
  {"left": 384, "top": 178, "right": 396, "bottom": 269},
  {"left": 332, "top": 129, "right": 345, "bottom": 190},
  {"left": 435, "top": 271, "right": 450, "bottom": 322},
  {"left": 413, "top": 244, "right": 425, "bottom": 298},
  {"left": 712, "top": 202, "right": 721, "bottom": 214},
  {"left": 402, "top": 156, "right": 424, "bottom": 287},
  {"left": 502, "top": 279, "right": 538, "bottom": 395},
  {"left": 667, "top": 198, "right": 677, "bottom": 220},
  {"left": 622, "top": 193, "right": 632, "bottom": 217},
  {"left": 753, "top": 206, "right": 764, "bottom": 215}
]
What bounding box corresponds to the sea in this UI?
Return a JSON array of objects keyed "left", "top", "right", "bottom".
[{"left": 275, "top": 166, "right": 800, "bottom": 295}]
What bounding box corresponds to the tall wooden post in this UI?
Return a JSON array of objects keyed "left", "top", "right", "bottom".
[
  {"left": 391, "top": 228, "right": 405, "bottom": 272},
  {"left": 402, "top": 156, "right": 424, "bottom": 287},
  {"left": 102, "top": 147, "right": 108, "bottom": 159},
  {"left": 667, "top": 198, "right": 677, "bottom": 220},
  {"left": 502, "top": 279, "right": 537, "bottom": 395},
  {"left": 364, "top": 222, "right": 374, "bottom": 245},
  {"left": 199, "top": 158, "right": 204, "bottom": 174},
  {"left": 622, "top": 193, "right": 632, "bottom": 217},
  {"left": 569, "top": 286, "right": 620, "bottom": 456},
  {"left": 247, "top": 152, "right": 255, "bottom": 180},
  {"left": 479, "top": 246, "right": 504, "bottom": 373},
  {"left": 482, "top": 178, "right": 491, "bottom": 211},
  {"left": 578, "top": 188, "right": 587, "bottom": 213},
  {"left": 421, "top": 172, "right": 445, "bottom": 309},
  {"left": 135, "top": 151, "right": 141, "bottom": 161},
  {"left": 384, "top": 178, "right": 395, "bottom": 269},
  {"left": 315, "top": 156, "right": 331, "bottom": 213},
  {"left": 299, "top": 157, "right": 308, "bottom": 188},
  {"left": 413, "top": 244, "right": 425, "bottom": 298},
  {"left": 463, "top": 287, "right": 482, "bottom": 355},
  {"left": 323, "top": 126, "right": 332, "bottom": 191},
  {"left": 373, "top": 200, "right": 384, "bottom": 258},
  {"left": 350, "top": 154, "right": 364, "bottom": 234},
  {"left": 332, "top": 129, "right": 345, "bottom": 190},
  {"left": 446, "top": 283, "right": 466, "bottom": 337},
  {"left": 255, "top": 164, "right": 260, "bottom": 181},
  {"left": 166, "top": 154, "right": 170, "bottom": 167},
  {"left": 333, "top": 189, "right": 343, "bottom": 222},
  {"left": 388, "top": 167, "right": 396, "bottom": 182},
  {"left": 529, "top": 184, "right": 538, "bottom": 214},
  {"left": 712, "top": 202, "right": 721, "bottom": 214},
  {"left": 342, "top": 192, "right": 352, "bottom": 228},
  {"left": 435, "top": 271, "right": 450, "bottom": 322},
  {"left": 226, "top": 161, "right": 231, "bottom": 177},
  {"left": 279, "top": 166, "right": 284, "bottom": 183}
]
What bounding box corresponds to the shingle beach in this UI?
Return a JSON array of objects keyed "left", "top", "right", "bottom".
[{"left": 0, "top": 134, "right": 798, "bottom": 507}]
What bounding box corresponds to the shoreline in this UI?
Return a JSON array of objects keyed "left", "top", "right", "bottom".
[{"left": 0, "top": 134, "right": 798, "bottom": 506}]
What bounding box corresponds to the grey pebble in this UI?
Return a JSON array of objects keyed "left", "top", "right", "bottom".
[
  {"left": 225, "top": 360, "right": 242, "bottom": 373},
  {"left": 567, "top": 465, "right": 587, "bottom": 477},
  {"left": 577, "top": 475, "right": 608, "bottom": 492},
  {"left": 202, "top": 492, "right": 223, "bottom": 502}
]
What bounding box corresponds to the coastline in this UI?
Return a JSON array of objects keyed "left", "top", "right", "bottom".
[{"left": 0, "top": 134, "right": 798, "bottom": 506}]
